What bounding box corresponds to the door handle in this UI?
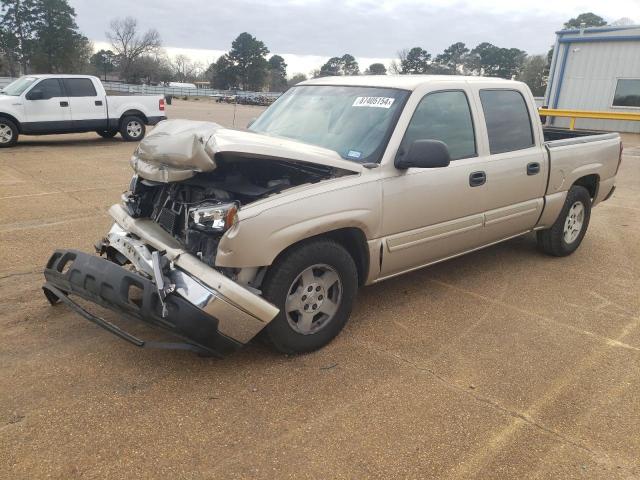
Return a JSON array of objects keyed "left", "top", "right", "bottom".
[
  {"left": 59, "top": 101, "right": 69, "bottom": 107},
  {"left": 469, "top": 171, "right": 486, "bottom": 187},
  {"left": 527, "top": 162, "right": 541, "bottom": 175},
  {"left": 95, "top": 100, "right": 103, "bottom": 106}
]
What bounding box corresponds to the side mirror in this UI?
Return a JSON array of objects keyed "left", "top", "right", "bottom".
[
  {"left": 395, "top": 139, "right": 451, "bottom": 170},
  {"left": 27, "top": 89, "right": 45, "bottom": 100}
]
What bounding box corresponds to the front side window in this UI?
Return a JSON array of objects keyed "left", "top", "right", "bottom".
[
  {"left": 1, "top": 76, "right": 38, "bottom": 96},
  {"left": 400, "top": 90, "right": 476, "bottom": 160},
  {"left": 613, "top": 79, "right": 640, "bottom": 107},
  {"left": 63, "top": 78, "right": 97, "bottom": 97},
  {"left": 250, "top": 85, "right": 409, "bottom": 163},
  {"left": 480, "top": 89, "right": 534, "bottom": 154},
  {"left": 27, "top": 79, "right": 63, "bottom": 100}
]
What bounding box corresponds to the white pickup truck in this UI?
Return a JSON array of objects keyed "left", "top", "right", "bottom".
[
  {"left": 0, "top": 74, "right": 166, "bottom": 147},
  {"left": 43, "top": 76, "right": 622, "bottom": 356}
]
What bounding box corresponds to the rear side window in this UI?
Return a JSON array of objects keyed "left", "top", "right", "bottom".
[
  {"left": 63, "top": 78, "right": 97, "bottom": 97},
  {"left": 479, "top": 89, "right": 534, "bottom": 154},
  {"left": 401, "top": 90, "right": 476, "bottom": 160},
  {"left": 27, "top": 79, "right": 63, "bottom": 100}
]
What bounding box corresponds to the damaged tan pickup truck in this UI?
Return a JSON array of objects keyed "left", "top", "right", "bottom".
[{"left": 43, "top": 76, "right": 623, "bottom": 356}]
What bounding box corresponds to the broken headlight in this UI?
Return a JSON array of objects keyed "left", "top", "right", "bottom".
[{"left": 189, "top": 202, "right": 239, "bottom": 233}]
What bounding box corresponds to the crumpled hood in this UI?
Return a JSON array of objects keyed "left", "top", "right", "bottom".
[{"left": 131, "top": 119, "right": 362, "bottom": 182}]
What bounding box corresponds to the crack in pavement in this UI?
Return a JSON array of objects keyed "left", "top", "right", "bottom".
[
  {"left": 0, "top": 212, "right": 109, "bottom": 233},
  {"left": 356, "top": 340, "right": 638, "bottom": 478},
  {"left": 0, "top": 270, "right": 42, "bottom": 281},
  {"left": 0, "top": 185, "right": 124, "bottom": 201},
  {"left": 429, "top": 279, "right": 640, "bottom": 353}
]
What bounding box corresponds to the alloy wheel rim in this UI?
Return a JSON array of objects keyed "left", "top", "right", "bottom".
[
  {"left": 0, "top": 123, "right": 13, "bottom": 143},
  {"left": 127, "top": 121, "right": 142, "bottom": 137},
  {"left": 563, "top": 201, "right": 585, "bottom": 244},
  {"left": 285, "top": 264, "right": 342, "bottom": 335}
]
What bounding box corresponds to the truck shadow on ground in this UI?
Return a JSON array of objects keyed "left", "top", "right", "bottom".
[
  {"left": 13, "top": 137, "right": 127, "bottom": 148},
  {"left": 142, "top": 232, "right": 544, "bottom": 366},
  {"left": 32, "top": 232, "right": 550, "bottom": 377}
]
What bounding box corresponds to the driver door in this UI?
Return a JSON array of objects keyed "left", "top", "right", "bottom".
[
  {"left": 23, "top": 78, "right": 72, "bottom": 133},
  {"left": 380, "top": 89, "right": 489, "bottom": 278}
]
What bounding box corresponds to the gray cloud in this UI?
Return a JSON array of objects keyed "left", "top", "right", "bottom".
[{"left": 69, "top": 0, "right": 601, "bottom": 58}]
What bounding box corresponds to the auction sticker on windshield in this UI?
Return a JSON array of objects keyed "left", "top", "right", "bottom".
[{"left": 352, "top": 97, "right": 395, "bottom": 108}]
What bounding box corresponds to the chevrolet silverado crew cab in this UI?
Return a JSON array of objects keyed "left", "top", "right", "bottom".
[
  {"left": 0, "top": 74, "right": 166, "bottom": 147},
  {"left": 42, "top": 75, "right": 622, "bottom": 356}
]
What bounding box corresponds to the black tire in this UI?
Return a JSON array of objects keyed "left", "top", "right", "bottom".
[
  {"left": 262, "top": 239, "right": 358, "bottom": 354},
  {"left": 537, "top": 185, "right": 592, "bottom": 257},
  {"left": 97, "top": 129, "right": 118, "bottom": 139},
  {"left": 0, "top": 118, "right": 19, "bottom": 148},
  {"left": 119, "top": 115, "right": 146, "bottom": 142}
]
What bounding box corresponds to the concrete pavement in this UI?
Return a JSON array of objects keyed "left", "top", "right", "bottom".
[{"left": 1, "top": 100, "right": 639, "bottom": 479}]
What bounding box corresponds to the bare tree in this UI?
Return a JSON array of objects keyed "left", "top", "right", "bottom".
[
  {"left": 388, "top": 49, "right": 409, "bottom": 74},
  {"left": 388, "top": 60, "right": 401, "bottom": 75},
  {"left": 107, "top": 17, "right": 161, "bottom": 81},
  {"left": 171, "top": 54, "right": 202, "bottom": 82}
]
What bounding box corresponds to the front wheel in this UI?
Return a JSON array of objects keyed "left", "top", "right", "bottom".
[
  {"left": 0, "top": 118, "right": 19, "bottom": 147},
  {"left": 120, "top": 116, "right": 146, "bottom": 142},
  {"left": 537, "top": 185, "right": 592, "bottom": 256},
  {"left": 262, "top": 239, "right": 358, "bottom": 354}
]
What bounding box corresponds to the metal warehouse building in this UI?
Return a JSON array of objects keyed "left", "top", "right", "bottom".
[{"left": 545, "top": 25, "right": 640, "bottom": 133}]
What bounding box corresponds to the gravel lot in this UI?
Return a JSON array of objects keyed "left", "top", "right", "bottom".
[{"left": 1, "top": 99, "right": 639, "bottom": 479}]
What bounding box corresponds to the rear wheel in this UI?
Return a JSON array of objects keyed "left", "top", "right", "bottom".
[
  {"left": 97, "top": 129, "right": 118, "bottom": 139},
  {"left": 120, "top": 116, "right": 146, "bottom": 142},
  {"left": 262, "top": 239, "right": 358, "bottom": 354},
  {"left": 0, "top": 118, "right": 18, "bottom": 147},
  {"left": 537, "top": 185, "right": 592, "bottom": 256}
]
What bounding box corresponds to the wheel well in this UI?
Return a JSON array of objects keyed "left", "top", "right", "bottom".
[
  {"left": 120, "top": 110, "right": 148, "bottom": 126},
  {"left": 573, "top": 174, "right": 599, "bottom": 200},
  {"left": 274, "top": 228, "right": 370, "bottom": 286},
  {"left": 324, "top": 228, "right": 370, "bottom": 286},
  {"left": 0, "top": 113, "right": 21, "bottom": 132}
]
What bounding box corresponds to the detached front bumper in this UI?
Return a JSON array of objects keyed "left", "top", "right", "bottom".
[{"left": 42, "top": 205, "right": 279, "bottom": 356}]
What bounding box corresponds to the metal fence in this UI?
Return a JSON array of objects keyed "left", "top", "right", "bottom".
[
  {"left": 0, "top": 77, "right": 282, "bottom": 99},
  {"left": 102, "top": 81, "right": 282, "bottom": 99}
]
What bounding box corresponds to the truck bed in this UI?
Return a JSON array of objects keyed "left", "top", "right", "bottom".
[
  {"left": 541, "top": 126, "right": 620, "bottom": 208},
  {"left": 542, "top": 126, "right": 615, "bottom": 143}
]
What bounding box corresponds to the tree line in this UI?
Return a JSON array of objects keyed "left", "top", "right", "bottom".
[
  {"left": 0, "top": 4, "right": 612, "bottom": 96},
  {"left": 0, "top": 0, "right": 92, "bottom": 75}
]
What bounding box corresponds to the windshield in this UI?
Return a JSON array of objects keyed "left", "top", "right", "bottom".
[
  {"left": 250, "top": 85, "right": 409, "bottom": 163},
  {"left": 1, "top": 76, "right": 38, "bottom": 96}
]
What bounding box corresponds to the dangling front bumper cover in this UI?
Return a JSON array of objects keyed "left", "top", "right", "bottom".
[{"left": 42, "top": 205, "right": 280, "bottom": 357}]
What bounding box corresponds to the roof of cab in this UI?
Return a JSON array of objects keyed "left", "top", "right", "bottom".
[
  {"left": 300, "top": 74, "right": 516, "bottom": 90},
  {"left": 25, "top": 74, "right": 99, "bottom": 80}
]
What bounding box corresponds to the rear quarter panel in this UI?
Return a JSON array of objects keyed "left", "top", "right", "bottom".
[
  {"left": 107, "top": 95, "right": 164, "bottom": 121},
  {"left": 546, "top": 135, "right": 620, "bottom": 196},
  {"left": 536, "top": 135, "right": 620, "bottom": 228}
]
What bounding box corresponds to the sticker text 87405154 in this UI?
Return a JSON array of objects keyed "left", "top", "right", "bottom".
[{"left": 352, "top": 97, "right": 395, "bottom": 109}]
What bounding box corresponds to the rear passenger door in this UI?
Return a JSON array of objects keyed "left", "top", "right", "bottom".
[
  {"left": 62, "top": 78, "right": 108, "bottom": 131},
  {"left": 475, "top": 89, "right": 547, "bottom": 242}
]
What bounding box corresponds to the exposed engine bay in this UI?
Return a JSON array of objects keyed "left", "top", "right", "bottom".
[{"left": 119, "top": 155, "right": 341, "bottom": 266}]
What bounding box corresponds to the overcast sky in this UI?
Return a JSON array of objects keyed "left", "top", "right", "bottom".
[{"left": 70, "top": 0, "right": 640, "bottom": 75}]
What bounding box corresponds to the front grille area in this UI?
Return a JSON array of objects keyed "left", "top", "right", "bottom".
[{"left": 157, "top": 208, "right": 179, "bottom": 235}]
